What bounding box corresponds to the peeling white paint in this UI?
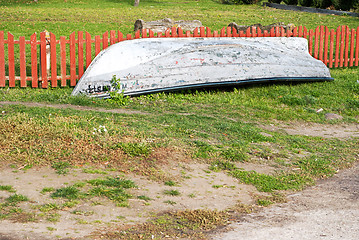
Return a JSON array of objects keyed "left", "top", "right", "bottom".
[{"left": 71, "top": 37, "right": 332, "bottom": 97}]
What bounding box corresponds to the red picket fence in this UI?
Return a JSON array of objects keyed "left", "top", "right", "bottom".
[{"left": 0, "top": 25, "right": 358, "bottom": 89}]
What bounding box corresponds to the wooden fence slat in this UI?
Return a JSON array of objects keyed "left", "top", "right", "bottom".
[
  {"left": 339, "top": 26, "right": 345, "bottom": 67},
  {"left": 344, "top": 26, "right": 349, "bottom": 67},
  {"left": 30, "top": 33, "right": 38, "bottom": 88},
  {"left": 8, "top": 32, "right": 15, "bottom": 87},
  {"left": 78, "top": 31, "right": 84, "bottom": 79},
  {"left": 178, "top": 28, "right": 183, "bottom": 37},
  {"left": 69, "top": 32, "right": 76, "bottom": 86},
  {"left": 193, "top": 28, "right": 199, "bottom": 37},
  {"left": 232, "top": 27, "right": 238, "bottom": 37},
  {"left": 171, "top": 27, "right": 177, "bottom": 37},
  {"left": 110, "top": 30, "right": 117, "bottom": 43},
  {"left": 220, "top": 27, "right": 225, "bottom": 37},
  {"left": 19, "top": 36, "right": 26, "bottom": 87},
  {"left": 286, "top": 28, "right": 291, "bottom": 37},
  {"left": 293, "top": 27, "right": 298, "bottom": 37},
  {"left": 303, "top": 26, "right": 308, "bottom": 39},
  {"left": 257, "top": 28, "right": 262, "bottom": 37},
  {"left": 40, "top": 32, "right": 48, "bottom": 88},
  {"left": 280, "top": 27, "right": 285, "bottom": 37},
  {"left": 126, "top": 33, "right": 132, "bottom": 40},
  {"left": 50, "top": 32, "right": 57, "bottom": 87},
  {"left": 323, "top": 27, "right": 329, "bottom": 66},
  {"left": 135, "top": 30, "right": 140, "bottom": 39},
  {"left": 118, "top": 31, "right": 124, "bottom": 41},
  {"left": 349, "top": 28, "right": 355, "bottom": 67},
  {"left": 319, "top": 26, "right": 324, "bottom": 61},
  {"left": 60, "top": 36, "right": 66, "bottom": 87},
  {"left": 270, "top": 28, "right": 275, "bottom": 37},
  {"left": 314, "top": 26, "right": 319, "bottom": 59},
  {"left": 335, "top": 26, "right": 340, "bottom": 68},
  {"left": 275, "top": 26, "right": 280, "bottom": 37},
  {"left": 213, "top": 31, "right": 218, "bottom": 37},
  {"left": 329, "top": 29, "right": 334, "bottom": 68},
  {"left": 356, "top": 26, "right": 359, "bottom": 66},
  {"left": 200, "top": 26, "right": 205, "bottom": 37},
  {"left": 0, "top": 31, "right": 6, "bottom": 87},
  {"left": 86, "top": 32, "right": 92, "bottom": 68},
  {"left": 103, "top": 31, "right": 109, "bottom": 49},
  {"left": 252, "top": 27, "right": 257, "bottom": 37},
  {"left": 206, "top": 27, "right": 212, "bottom": 37},
  {"left": 141, "top": 29, "right": 147, "bottom": 38},
  {"left": 246, "top": 27, "right": 251, "bottom": 37},
  {"left": 308, "top": 29, "right": 314, "bottom": 56},
  {"left": 165, "top": 29, "right": 171, "bottom": 37},
  {"left": 95, "top": 35, "right": 101, "bottom": 55},
  {"left": 226, "top": 27, "right": 231, "bottom": 37}
]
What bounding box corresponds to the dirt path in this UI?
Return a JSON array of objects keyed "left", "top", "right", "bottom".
[{"left": 212, "top": 163, "right": 359, "bottom": 240}]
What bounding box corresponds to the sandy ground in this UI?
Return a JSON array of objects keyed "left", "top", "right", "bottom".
[
  {"left": 0, "top": 102, "right": 358, "bottom": 239},
  {"left": 212, "top": 163, "right": 359, "bottom": 240}
]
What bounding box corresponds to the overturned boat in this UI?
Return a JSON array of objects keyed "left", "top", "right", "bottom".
[{"left": 72, "top": 37, "right": 333, "bottom": 97}]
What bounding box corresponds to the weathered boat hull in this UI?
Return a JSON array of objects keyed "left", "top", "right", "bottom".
[{"left": 72, "top": 37, "right": 333, "bottom": 97}]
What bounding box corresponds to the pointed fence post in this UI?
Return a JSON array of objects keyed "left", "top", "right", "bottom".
[
  {"left": 19, "top": 36, "right": 26, "bottom": 87},
  {"left": 30, "top": 33, "right": 38, "bottom": 88},
  {"left": 50, "top": 32, "right": 57, "bottom": 87},
  {"left": 8, "top": 32, "right": 15, "bottom": 87},
  {"left": 0, "top": 31, "right": 5, "bottom": 87}
]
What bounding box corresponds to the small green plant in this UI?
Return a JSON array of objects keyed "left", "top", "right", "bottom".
[
  {"left": 62, "top": 200, "right": 80, "bottom": 208},
  {"left": 209, "top": 160, "right": 237, "bottom": 172},
  {"left": 107, "top": 75, "right": 131, "bottom": 106},
  {"left": 38, "top": 203, "right": 60, "bottom": 212},
  {"left": 212, "top": 185, "right": 223, "bottom": 189},
  {"left": 0, "top": 185, "right": 16, "bottom": 193},
  {"left": 87, "top": 177, "right": 136, "bottom": 189},
  {"left": 188, "top": 193, "right": 196, "bottom": 198},
  {"left": 82, "top": 168, "right": 108, "bottom": 175},
  {"left": 163, "top": 190, "right": 180, "bottom": 196},
  {"left": 257, "top": 198, "right": 273, "bottom": 207},
  {"left": 137, "top": 195, "right": 152, "bottom": 201},
  {"left": 51, "top": 161, "right": 71, "bottom": 175},
  {"left": 72, "top": 210, "right": 94, "bottom": 216},
  {"left": 115, "top": 142, "right": 152, "bottom": 157},
  {"left": 164, "top": 200, "right": 177, "bottom": 205},
  {"left": 51, "top": 186, "right": 84, "bottom": 200},
  {"left": 40, "top": 187, "right": 55, "bottom": 194},
  {"left": 6, "top": 194, "right": 29, "bottom": 204},
  {"left": 164, "top": 180, "right": 176, "bottom": 186}
]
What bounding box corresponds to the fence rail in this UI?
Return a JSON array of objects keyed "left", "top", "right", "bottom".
[{"left": 0, "top": 25, "right": 358, "bottom": 88}]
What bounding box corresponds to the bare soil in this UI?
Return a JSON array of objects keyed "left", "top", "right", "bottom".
[
  {"left": 212, "top": 162, "right": 359, "bottom": 240},
  {"left": 0, "top": 102, "right": 358, "bottom": 239}
]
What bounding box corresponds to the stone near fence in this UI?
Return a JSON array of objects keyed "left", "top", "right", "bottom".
[
  {"left": 325, "top": 113, "right": 343, "bottom": 120},
  {"left": 134, "top": 18, "right": 202, "bottom": 33},
  {"left": 228, "top": 22, "right": 296, "bottom": 32}
]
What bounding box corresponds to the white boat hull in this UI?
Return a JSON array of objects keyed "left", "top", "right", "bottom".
[{"left": 72, "top": 37, "right": 332, "bottom": 97}]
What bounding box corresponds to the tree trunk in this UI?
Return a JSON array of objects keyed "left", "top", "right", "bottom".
[{"left": 134, "top": 0, "right": 140, "bottom": 7}]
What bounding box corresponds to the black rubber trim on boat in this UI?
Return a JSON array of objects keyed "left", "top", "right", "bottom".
[
  {"left": 122, "top": 77, "right": 334, "bottom": 96},
  {"left": 262, "top": 2, "right": 359, "bottom": 18}
]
